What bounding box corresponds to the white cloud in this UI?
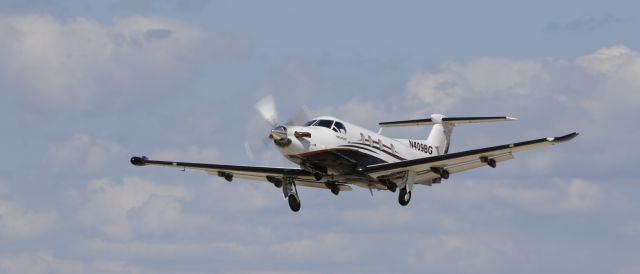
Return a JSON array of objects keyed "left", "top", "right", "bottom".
[
  {"left": 337, "top": 206, "right": 412, "bottom": 227},
  {"left": 492, "top": 178, "right": 602, "bottom": 213},
  {"left": 0, "top": 252, "right": 82, "bottom": 274},
  {"left": 416, "top": 234, "right": 516, "bottom": 273},
  {"left": 576, "top": 45, "right": 640, "bottom": 108},
  {"left": 0, "top": 252, "right": 145, "bottom": 274},
  {"left": 270, "top": 233, "right": 358, "bottom": 262},
  {"left": 48, "top": 134, "right": 126, "bottom": 173},
  {"left": 78, "top": 177, "right": 209, "bottom": 239},
  {"left": 128, "top": 194, "right": 210, "bottom": 235},
  {"left": 0, "top": 200, "right": 59, "bottom": 239},
  {"left": 84, "top": 239, "right": 254, "bottom": 260},
  {"left": 203, "top": 180, "right": 277, "bottom": 211},
  {"left": 577, "top": 44, "right": 638, "bottom": 75},
  {"left": 407, "top": 58, "right": 549, "bottom": 111},
  {"left": 406, "top": 44, "right": 640, "bottom": 117},
  {"left": 0, "top": 14, "right": 250, "bottom": 109}
]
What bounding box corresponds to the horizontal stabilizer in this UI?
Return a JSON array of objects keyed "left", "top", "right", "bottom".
[{"left": 379, "top": 116, "right": 517, "bottom": 128}]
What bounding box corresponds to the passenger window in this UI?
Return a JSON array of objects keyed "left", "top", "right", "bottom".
[
  {"left": 334, "top": 122, "right": 347, "bottom": 134},
  {"left": 314, "top": 120, "right": 334, "bottom": 129}
]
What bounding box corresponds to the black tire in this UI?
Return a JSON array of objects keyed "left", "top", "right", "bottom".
[
  {"left": 398, "top": 188, "right": 411, "bottom": 206},
  {"left": 387, "top": 182, "right": 397, "bottom": 192},
  {"left": 331, "top": 186, "right": 340, "bottom": 196},
  {"left": 441, "top": 169, "right": 450, "bottom": 179},
  {"left": 313, "top": 172, "right": 323, "bottom": 181},
  {"left": 288, "top": 194, "right": 301, "bottom": 212}
]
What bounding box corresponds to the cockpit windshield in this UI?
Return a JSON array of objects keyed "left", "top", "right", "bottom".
[
  {"left": 314, "top": 120, "right": 334, "bottom": 129},
  {"left": 305, "top": 119, "right": 347, "bottom": 134}
]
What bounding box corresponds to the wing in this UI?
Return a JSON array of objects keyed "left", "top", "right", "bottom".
[
  {"left": 129, "top": 156, "right": 353, "bottom": 191},
  {"left": 361, "top": 132, "right": 578, "bottom": 182}
]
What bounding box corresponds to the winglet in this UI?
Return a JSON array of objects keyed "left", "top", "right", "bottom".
[
  {"left": 130, "top": 156, "right": 149, "bottom": 166},
  {"left": 549, "top": 132, "right": 579, "bottom": 144}
]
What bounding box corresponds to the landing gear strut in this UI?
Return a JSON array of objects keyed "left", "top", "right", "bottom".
[
  {"left": 282, "top": 177, "right": 301, "bottom": 212},
  {"left": 398, "top": 187, "right": 411, "bottom": 206}
]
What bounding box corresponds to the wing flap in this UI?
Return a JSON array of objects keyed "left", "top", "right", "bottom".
[{"left": 445, "top": 153, "right": 514, "bottom": 174}]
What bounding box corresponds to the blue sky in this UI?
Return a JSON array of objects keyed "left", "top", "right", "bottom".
[{"left": 1, "top": 1, "right": 639, "bottom": 273}]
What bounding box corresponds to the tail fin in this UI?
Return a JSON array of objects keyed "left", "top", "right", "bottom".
[{"left": 379, "top": 114, "right": 516, "bottom": 155}]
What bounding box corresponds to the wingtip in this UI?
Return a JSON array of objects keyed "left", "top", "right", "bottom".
[
  {"left": 551, "top": 132, "right": 579, "bottom": 143},
  {"left": 130, "top": 156, "right": 148, "bottom": 166},
  {"left": 506, "top": 116, "right": 518, "bottom": 121}
]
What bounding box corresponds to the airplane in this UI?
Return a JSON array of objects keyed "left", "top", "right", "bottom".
[{"left": 130, "top": 96, "right": 578, "bottom": 212}]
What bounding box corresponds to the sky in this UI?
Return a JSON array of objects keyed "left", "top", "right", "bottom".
[{"left": 0, "top": 0, "right": 639, "bottom": 273}]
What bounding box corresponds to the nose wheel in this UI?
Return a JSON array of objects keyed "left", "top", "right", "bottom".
[{"left": 398, "top": 187, "right": 411, "bottom": 206}]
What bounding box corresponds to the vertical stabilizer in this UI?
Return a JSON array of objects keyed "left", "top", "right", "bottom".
[
  {"left": 425, "top": 114, "right": 453, "bottom": 156},
  {"left": 378, "top": 115, "right": 517, "bottom": 156}
]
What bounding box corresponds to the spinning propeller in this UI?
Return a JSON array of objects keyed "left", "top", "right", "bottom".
[{"left": 245, "top": 95, "right": 311, "bottom": 160}]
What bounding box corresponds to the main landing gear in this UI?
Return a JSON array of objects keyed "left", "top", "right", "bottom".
[
  {"left": 282, "top": 176, "right": 301, "bottom": 212},
  {"left": 398, "top": 187, "right": 411, "bottom": 206},
  {"left": 287, "top": 194, "right": 301, "bottom": 212}
]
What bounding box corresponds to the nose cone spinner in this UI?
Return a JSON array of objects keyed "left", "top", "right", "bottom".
[{"left": 270, "top": 125, "right": 291, "bottom": 146}]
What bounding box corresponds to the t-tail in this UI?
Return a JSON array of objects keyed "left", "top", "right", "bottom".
[{"left": 378, "top": 114, "right": 517, "bottom": 156}]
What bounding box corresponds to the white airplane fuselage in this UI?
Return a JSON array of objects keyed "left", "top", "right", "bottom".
[{"left": 274, "top": 116, "right": 436, "bottom": 177}]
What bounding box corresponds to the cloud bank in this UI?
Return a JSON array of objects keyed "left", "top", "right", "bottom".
[{"left": 0, "top": 14, "right": 249, "bottom": 110}]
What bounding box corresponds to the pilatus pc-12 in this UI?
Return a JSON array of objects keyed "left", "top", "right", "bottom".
[{"left": 131, "top": 96, "right": 578, "bottom": 212}]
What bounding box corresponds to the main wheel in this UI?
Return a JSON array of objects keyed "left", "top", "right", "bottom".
[
  {"left": 330, "top": 185, "right": 340, "bottom": 196},
  {"left": 313, "top": 172, "right": 323, "bottom": 181},
  {"left": 398, "top": 188, "right": 411, "bottom": 206},
  {"left": 287, "top": 194, "right": 301, "bottom": 212}
]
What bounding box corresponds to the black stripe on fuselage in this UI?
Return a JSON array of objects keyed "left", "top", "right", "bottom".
[
  {"left": 342, "top": 143, "right": 407, "bottom": 161},
  {"left": 292, "top": 147, "right": 388, "bottom": 173},
  {"left": 339, "top": 144, "right": 379, "bottom": 155}
]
